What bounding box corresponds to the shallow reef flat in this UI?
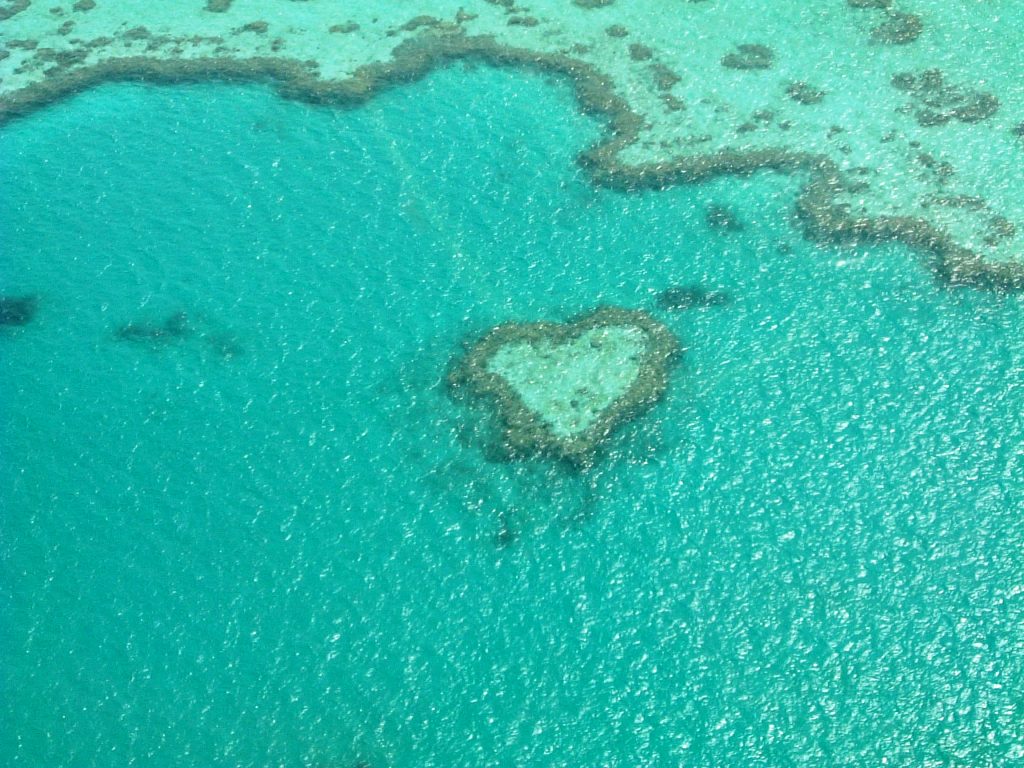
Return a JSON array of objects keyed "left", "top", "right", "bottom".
[{"left": 2, "top": 0, "right": 1023, "bottom": 287}]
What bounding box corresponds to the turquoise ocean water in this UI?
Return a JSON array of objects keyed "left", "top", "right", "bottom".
[{"left": 3, "top": 64, "right": 1024, "bottom": 766}]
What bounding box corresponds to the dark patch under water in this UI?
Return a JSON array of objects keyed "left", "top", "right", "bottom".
[
  {"left": 114, "top": 310, "right": 190, "bottom": 343},
  {"left": 495, "top": 508, "right": 518, "bottom": 548},
  {"left": 0, "top": 295, "right": 38, "bottom": 326},
  {"left": 705, "top": 203, "right": 744, "bottom": 232},
  {"left": 655, "top": 284, "right": 732, "bottom": 310}
]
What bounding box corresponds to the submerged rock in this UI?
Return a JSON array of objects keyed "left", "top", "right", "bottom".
[
  {"left": 448, "top": 307, "right": 678, "bottom": 466},
  {"left": 0, "top": 295, "right": 37, "bottom": 326}
]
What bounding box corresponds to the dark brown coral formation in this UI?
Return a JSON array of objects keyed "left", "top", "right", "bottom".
[
  {"left": 122, "top": 26, "right": 151, "bottom": 41},
  {"left": 786, "top": 81, "right": 825, "bottom": 105},
  {"left": 329, "top": 22, "right": 359, "bottom": 34},
  {"left": 984, "top": 216, "right": 1016, "bottom": 247},
  {"left": 651, "top": 63, "right": 680, "bottom": 91},
  {"left": 721, "top": 44, "right": 774, "bottom": 70},
  {"left": 387, "top": 16, "right": 444, "bottom": 36},
  {"left": 628, "top": 43, "right": 652, "bottom": 61},
  {"left": 892, "top": 69, "right": 999, "bottom": 126},
  {"left": 0, "top": 0, "right": 30, "bottom": 22},
  {"left": 871, "top": 11, "right": 923, "bottom": 44}
]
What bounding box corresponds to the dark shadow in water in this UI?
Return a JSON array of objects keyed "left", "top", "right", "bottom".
[
  {"left": 495, "top": 507, "right": 518, "bottom": 548},
  {"left": 114, "top": 310, "right": 244, "bottom": 358},
  {"left": 655, "top": 284, "right": 732, "bottom": 311},
  {"left": 0, "top": 294, "right": 38, "bottom": 326},
  {"left": 202, "top": 330, "right": 245, "bottom": 359},
  {"left": 705, "top": 203, "right": 745, "bottom": 232},
  {"left": 115, "top": 310, "right": 191, "bottom": 343}
]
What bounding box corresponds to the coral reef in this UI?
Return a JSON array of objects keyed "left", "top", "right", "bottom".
[
  {"left": 0, "top": 0, "right": 30, "bottom": 22},
  {"left": 448, "top": 307, "right": 678, "bottom": 465},
  {"left": 329, "top": 22, "right": 360, "bottom": 34},
  {"left": 720, "top": 44, "right": 774, "bottom": 71},
  {"left": 891, "top": 69, "right": 999, "bottom": 126},
  {"left": 0, "top": 2, "right": 1022, "bottom": 290},
  {"left": 786, "top": 81, "right": 825, "bottom": 105},
  {"left": 870, "top": 11, "right": 923, "bottom": 44}
]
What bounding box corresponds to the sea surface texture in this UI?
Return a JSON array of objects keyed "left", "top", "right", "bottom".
[{"left": 3, "top": 12, "right": 1024, "bottom": 768}]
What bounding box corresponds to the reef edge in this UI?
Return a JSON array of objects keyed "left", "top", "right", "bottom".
[{"left": 2, "top": 29, "right": 1022, "bottom": 291}]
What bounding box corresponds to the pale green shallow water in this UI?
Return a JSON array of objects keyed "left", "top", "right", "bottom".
[
  {"left": 2, "top": 62, "right": 1024, "bottom": 767},
  {"left": 487, "top": 326, "right": 646, "bottom": 439}
]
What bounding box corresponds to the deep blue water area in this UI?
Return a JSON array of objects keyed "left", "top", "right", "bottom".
[{"left": 2, "top": 63, "right": 1024, "bottom": 766}]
